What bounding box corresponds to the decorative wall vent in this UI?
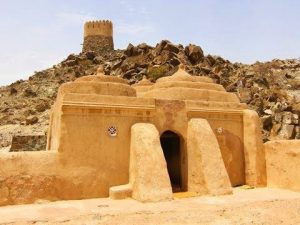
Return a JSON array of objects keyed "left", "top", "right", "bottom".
[{"left": 107, "top": 126, "right": 117, "bottom": 137}]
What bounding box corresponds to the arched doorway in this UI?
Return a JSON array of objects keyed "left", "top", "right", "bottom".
[{"left": 160, "top": 131, "right": 182, "bottom": 192}]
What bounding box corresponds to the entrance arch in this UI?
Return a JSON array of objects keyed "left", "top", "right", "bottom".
[{"left": 160, "top": 130, "right": 182, "bottom": 192}]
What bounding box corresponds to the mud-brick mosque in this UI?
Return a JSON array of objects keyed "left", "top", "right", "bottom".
[{"left": 0, "top": 20, "right": 299, "bottom": 206}]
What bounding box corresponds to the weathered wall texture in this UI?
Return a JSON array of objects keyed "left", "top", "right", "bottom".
[
  {"left": 187, "top": 118, "right": 232, "bottom": 195},
  {"left": 0, "top": 152, "right": 58, "bottom": 206},
  {"left": 0, "top": 66, "right": 269, "bottom": 206},
  {"left": 10, "top": 135, "right": 46, "bottom": 152},
  {"left": 0, "top": 150, "right": 126, "bottom": 206},
  {"left": 129, "top": 123, "right": 172, "bottom": 202},
  {"left": 82, "top": 36, "right": 114, "bottom": 53},
  {"left": 243, "top": 109, "right": 266, "bottom": 186},
  {"left": 265, "top": 140, "right": 300, "bottom": 191}
]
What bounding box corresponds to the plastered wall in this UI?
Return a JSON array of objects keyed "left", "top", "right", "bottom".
[{"left": 84, "top": 20, "right": 113, "bottom": 37}]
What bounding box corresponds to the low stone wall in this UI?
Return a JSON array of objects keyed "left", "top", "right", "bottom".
[
  {"left": 265, "top": 140, "right": 300, "bottom": 191},
  {"left": 10, "top": 135, "right": 47, "bottom": 152}
]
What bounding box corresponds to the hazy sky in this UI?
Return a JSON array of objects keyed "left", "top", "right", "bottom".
[{"left": 0, "top": 0, "right": 299, "bottom": 85}]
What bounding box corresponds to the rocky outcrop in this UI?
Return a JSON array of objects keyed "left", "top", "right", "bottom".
[
  {"left": 1, "top": 40, "right": 300, "bottom": 149},
  {"left": 10, "top": 135, "right": 46, "bottom": 152}
]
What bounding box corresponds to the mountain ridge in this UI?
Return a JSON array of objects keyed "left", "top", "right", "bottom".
[{"left": 1, "top": 40, "right": 300, "bottom": 150}]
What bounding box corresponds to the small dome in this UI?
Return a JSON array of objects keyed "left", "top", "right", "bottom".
[
  {"left": 75, "top": 65, "right": 128, "bottom": 85},
  {"left": 132, "top": 76, "right": 153, "bottom": 87},
  {"left": 141, "top": 64, "right": 239, "bottom": 103},
  {"left": 132, "top": 76, "right": 154, "bottom": 96},
  {"left": 58, "top": 65, "right": 136, "bottom": 97},
  {"left": 156, "top": 64, "right": 213, "bottom": 83}
]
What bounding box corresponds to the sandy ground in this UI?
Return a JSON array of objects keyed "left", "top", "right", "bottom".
[{"left": 1, "top": 187, "right": 300, "bottom": 225}]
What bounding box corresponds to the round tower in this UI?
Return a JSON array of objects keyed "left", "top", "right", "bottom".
[{"left": 82, "top": 20, "right": 114, "bottom": 54}]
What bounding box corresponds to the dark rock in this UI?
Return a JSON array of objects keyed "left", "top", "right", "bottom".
[
  {"left": 125, "top": 44, "right": 133, "bottom": 56},
  {"left": 164, "top": 43, "right": 179, "bottom": 54},
  {"left": 23, "top": 88, "right": 37, "bottom": 97},
  {"left": 154, "top": 40, "right": 170, "bottom": 55},
  {"left": 169, "top": 58, "right": 181, "bottom": 67},
  {"left": 85, "top": 51, "right": 96, "bottom": 60},
  {"left": 261, "top": 115, "right": 273, "bottom": 130},
  {"left": 111, "top": 59, "right": 123, "bottom": 70},
  {"left": 125, "top": 44, "right": 142, "bottom": 57},
  {"left": 185, "top": 44, "right": 204, "bottom": 64},
  {"left": 35, "top": 102, "right": 50, "bottom": 112},
  {"left": 123, "top": 69, "right": 136, "bottom": 79},
  {"left": 23, "top": 109, "right": 35, "bottom": 117},
  {"left": 10, "top": 87, "right": 17, "bottom": 95},
  {"left": 137, "top": 43, "right": 152, "bottom": 52},
  {"left": 65, "top": 59, "right": 78, "bottom": 67},
  {"left": 25, "top": 116, "right": 38, "bottom": 125},
  {"left": 206, "top": 55, "right": 216, "bottom": 66},
  {"left": 138, "top": 68, "right": 147, "bottom": 75},
  {"left": 66, "top": 54, "right": 76, "bottom": 61}
]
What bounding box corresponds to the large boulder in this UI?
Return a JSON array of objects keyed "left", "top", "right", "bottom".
[
  {"left": 124, "top": 43, "right": 142, "bottom": 57},
  {"left": 185, "top": 44, "right": 204, "bottom": 64}
]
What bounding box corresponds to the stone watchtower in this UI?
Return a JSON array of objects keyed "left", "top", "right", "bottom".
[{"left": 82, "top": 20, "right": 114, "bottom": 54}]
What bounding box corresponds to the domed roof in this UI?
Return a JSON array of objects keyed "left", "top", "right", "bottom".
[
  {"left": 132, "top": 76, "right": 154, "bottom": 87},
  {"left": 141, "top": 64, "right": 240, "bottom": 103},
  {"left": 132, "top": 76, "right": 154, "bottom": 97},
  {"left": 156, "top": 64, "right": 213, "bottom": 84},
  {"left": 75, "top": 66, "right": 128, "bottom": 84},
  {"left": 58, "top": 65, "right": 136, "bottom": 97}
]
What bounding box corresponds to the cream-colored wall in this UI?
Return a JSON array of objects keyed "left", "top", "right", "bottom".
[
  {"left": 51, "top": 96, "right": 250, "bottom": 190},
  {"left": 0, "top": 150, "right": 134, "bottom": 206},
  {"left": 187, "top": 108, "right": 245, "bottom": 186},
  {"left": 52, "top": 96, "right": 249, "bottom": 193},
  {"left": 243, "top": 110, "right": 266, "bottom": 186},
  {"left": 153, "top": 99, "right": 189, "bottom": 190},
  {"left": 1, "top": 92, "right": 263, "bottom": 206},
  {"left": 59, "top": 82, "right": 135, "bottom": 97},
  {"left": 57, "top": 103, "right": 156, "bottom": 195},
  {"left": 129, "top": 123, "right": 173, "bottom": 202},
  {"left": 142, "top": 87, "right": 239, "bottom": 102},
  {"left": 0, "top": 152, "right": 57, "bottom": 206},
  {"left": 265, "top": 140, "right": 300, "bottom": 191},
  {"left": 46, "top": 101, "right": 62, "bottom": 151},
  {"left": 187, "top": 118, "right": 232, "bottom": 195}
]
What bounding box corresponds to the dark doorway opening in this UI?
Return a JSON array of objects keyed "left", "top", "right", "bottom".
[{"left": 160, "top": 131, "right": 181, "bottom": 192}]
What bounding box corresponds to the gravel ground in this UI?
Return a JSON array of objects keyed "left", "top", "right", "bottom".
[{"left": 1, "top": 188, "right": 300, "bottom": 225}]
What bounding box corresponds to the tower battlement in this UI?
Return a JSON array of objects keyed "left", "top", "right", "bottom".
[
  {"left": 82, "top": 20, "right": 114, "bottom": 53},
  {"left": 84, "top": 20, "right": 113, "bottom": 38}
]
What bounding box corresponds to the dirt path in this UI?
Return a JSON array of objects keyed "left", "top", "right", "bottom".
[{"left": 1, "top": 188, "right": 300, "bottom": 225}]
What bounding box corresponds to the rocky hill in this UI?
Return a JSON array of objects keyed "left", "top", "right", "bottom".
[{"left": 1, "top": 40, "right": 300, "bottom": 149}]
